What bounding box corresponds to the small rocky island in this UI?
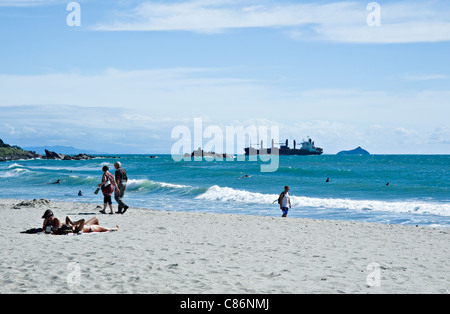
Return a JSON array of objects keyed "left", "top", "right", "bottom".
[
  {"left": 337, "top": 146, "right": 370, "bottom": 156},
  {"left": 0, "top": 139, "right": 115, "bottom": 162},
  {"left": 184, "top": 147, "right": 234, "bottom": 159}
]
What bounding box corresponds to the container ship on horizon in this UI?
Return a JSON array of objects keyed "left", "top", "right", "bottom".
[{"left": 244, "top": 137, "right": 323, "bottom": 156}]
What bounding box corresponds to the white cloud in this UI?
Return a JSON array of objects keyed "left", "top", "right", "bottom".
[
  {"left": 429, "top": 127, "right": 450, "bottom": 145},
  {"left": 0, "top": 67, "right": 254, "bottom": 111},
  {"left": 1, "top": 67, "right": 449, "bottom": 153},
  {"left": 94, "top": 0, "right": 450, "bottom": 43},
  {"left": 0, "top": 68, "right": 449, "bottom": 127},
  {"left": 0, "top": 104, "right": 179, "bottom": 153},
  {"left": 122, "top": 114, "right": 155, "bottom": 122},
  {"left": 0, "top": 0, "right": 64, "bottom": 6},
  {"left": 402, "top": 74, "right": 448, "bottom": 81},
  {"left": 5, "top": 123, "right": 15, "bottom": 135},
  {"left": 311, "top": 22, "right": 450, "bottom": 44},
  {"left": 2, "top": 104, "right": 449, "bottom": 154},
  {"left": 95, "top": 1, "right": 361, "bottom": 33}
]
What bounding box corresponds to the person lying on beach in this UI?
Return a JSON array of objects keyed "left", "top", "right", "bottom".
[
  {"left": 42, "top": 210, "right": 119, "bottom": 234},
  {"left": 65, "top": 216, "right": 119, "bottom": 233}
]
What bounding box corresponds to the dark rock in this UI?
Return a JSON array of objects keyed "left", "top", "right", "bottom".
[
  {"left": 0, "top": 138, "right": 42, "bottom": 161},
  {"left": 44, "top": 149, "right": 97, "bottom": 160},
  {"left": 44, "top": 149, "right": 66, "bottom": 159},
  {"left": 1, "top": 139, "right": 115, "bottom": 162}
]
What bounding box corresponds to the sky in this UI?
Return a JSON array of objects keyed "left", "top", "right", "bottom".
[{"left": 0, "top": 0, "right": 449, "bottom": 154}]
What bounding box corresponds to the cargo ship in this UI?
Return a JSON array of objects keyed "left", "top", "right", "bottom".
[{"left": 244, "top": 137, "right": 323, "bottom": 156}]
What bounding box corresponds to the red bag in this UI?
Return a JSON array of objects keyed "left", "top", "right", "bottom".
[{"left": 101, "top": 172, "right": 115, "bottom": 196}]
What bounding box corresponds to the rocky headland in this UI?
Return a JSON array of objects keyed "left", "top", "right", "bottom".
[{"left": 0, "top": 139, "right": 116, "bottom": 162}]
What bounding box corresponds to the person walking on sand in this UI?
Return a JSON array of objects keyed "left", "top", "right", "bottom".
[
  {"left": 98, "top": 165, "right": 115, "bottom": 214},
  {"left": 114, "top": 161, "right": 129, "bottom": 214},
  {"left": 278, "top": 185, "right": 291, "bottom": 217}
]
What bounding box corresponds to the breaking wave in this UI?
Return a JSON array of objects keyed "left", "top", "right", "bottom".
[
  {"left": 0, "top": 168, "right": 31, "bottom": 178},
  {"left": 127, "top": 179, "right": 207, "bottom": 196},
  {"left": 195, "top": 185, "right": 450, "bottom": 217}
]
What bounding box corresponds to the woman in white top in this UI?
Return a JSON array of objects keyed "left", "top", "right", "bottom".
[{"left": 279, "top": 185, "right": 291, "bottom": 217}]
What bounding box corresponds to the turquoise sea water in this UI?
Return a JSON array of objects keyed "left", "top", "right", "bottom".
[{"left": 1, "top": 155, "right": 449, "bottom": 227}]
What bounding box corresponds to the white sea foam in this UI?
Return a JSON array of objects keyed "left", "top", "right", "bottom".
[
  {"left": 25, "top": 165, "right": 96, "bottom": 172},
  {"left": 195, "top": 185, "right": 450, "bottom": 217},
  {"left": 7, "top": 163, "right": 25, "bottom": 169},
  {"left": 195, "top": 185, "right": 277, "bottom": 204},
  {"left": 127, "top": 179, "right": 191, "bottom": 191},
  {"left": 0, "top": 168, "right": 31, "bottom": 178}
]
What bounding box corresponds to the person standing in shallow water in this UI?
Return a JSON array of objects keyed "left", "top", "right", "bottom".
[
  {"left": 278, "top": 186, "right": 291, "bottom": 217},
  {"left": 114, "top": 161, "right": 129, "bottom": 214}
]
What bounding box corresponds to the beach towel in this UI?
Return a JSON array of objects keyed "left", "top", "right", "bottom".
[
  {"left": 21, "top": 228, "right": 43, "bottom": 234},
  {"left": 20, "top": 227, "right": 109, "bottom": 235}
]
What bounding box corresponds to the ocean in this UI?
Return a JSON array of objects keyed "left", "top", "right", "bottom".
[{"left": 1, "top": 155, "right": 449, "bottom": 227}]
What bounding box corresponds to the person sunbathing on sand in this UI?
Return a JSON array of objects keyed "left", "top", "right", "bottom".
[
  {"left": 66, "top": 216, "right": 119, "bottom": 233},
  {"left": 42, "top": 210, "right": 119, "bottom": 234}
]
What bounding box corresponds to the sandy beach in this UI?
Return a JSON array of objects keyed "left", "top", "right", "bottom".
[{"left": 0, "top": 198, "right": 449, "bottom": 294}]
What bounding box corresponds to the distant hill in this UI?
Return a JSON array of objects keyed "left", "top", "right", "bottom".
[
  {"left": 23, "top": 145, "right": 105, "bottom": 155},
  {"left": 337, "top": 146, "right": 370, "bottom": 155}
]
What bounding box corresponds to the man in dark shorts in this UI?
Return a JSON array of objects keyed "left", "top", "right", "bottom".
[{"left": 114, "top": 161, "right": 129, "bottom": 214}]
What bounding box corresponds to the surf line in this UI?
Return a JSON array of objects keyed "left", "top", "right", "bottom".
[{"left": 171, "top": 117, "right": 279, "bottom": 173}]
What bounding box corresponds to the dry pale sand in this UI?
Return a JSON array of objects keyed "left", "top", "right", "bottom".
[{"left": 0, "top": 198, "right": 449, "bottom": 294}]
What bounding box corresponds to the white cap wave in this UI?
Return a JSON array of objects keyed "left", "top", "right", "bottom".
[{"left": 196, "top": 185, "right": 450, "bottom": 217}]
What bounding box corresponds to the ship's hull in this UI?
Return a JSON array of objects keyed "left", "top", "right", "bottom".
[{"left": 244, "top": 148, "right": 323, "bottom": 156}]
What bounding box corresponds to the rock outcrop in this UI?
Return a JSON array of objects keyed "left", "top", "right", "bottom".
[
  {"left": 0, "top": 139, "right": 42, "bottom": 162},
  {"left": 1, "top": 139, "right": 118, "bottom": 162},
  {"left": 44, "top": 149, "right": 97, "bottom": 160}
]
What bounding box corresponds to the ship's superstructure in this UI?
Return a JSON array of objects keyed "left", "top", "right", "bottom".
[{"left": 244, "top": 137, "right": 323, "bottom": 156}]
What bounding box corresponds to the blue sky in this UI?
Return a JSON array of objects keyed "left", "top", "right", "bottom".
[{"left": 0, "top": 0, "right": 449, "bottom": 154}]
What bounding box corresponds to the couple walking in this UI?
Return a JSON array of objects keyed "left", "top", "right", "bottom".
[{"left": 98, "top": 161, "right": 129, "bottom": 215}]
